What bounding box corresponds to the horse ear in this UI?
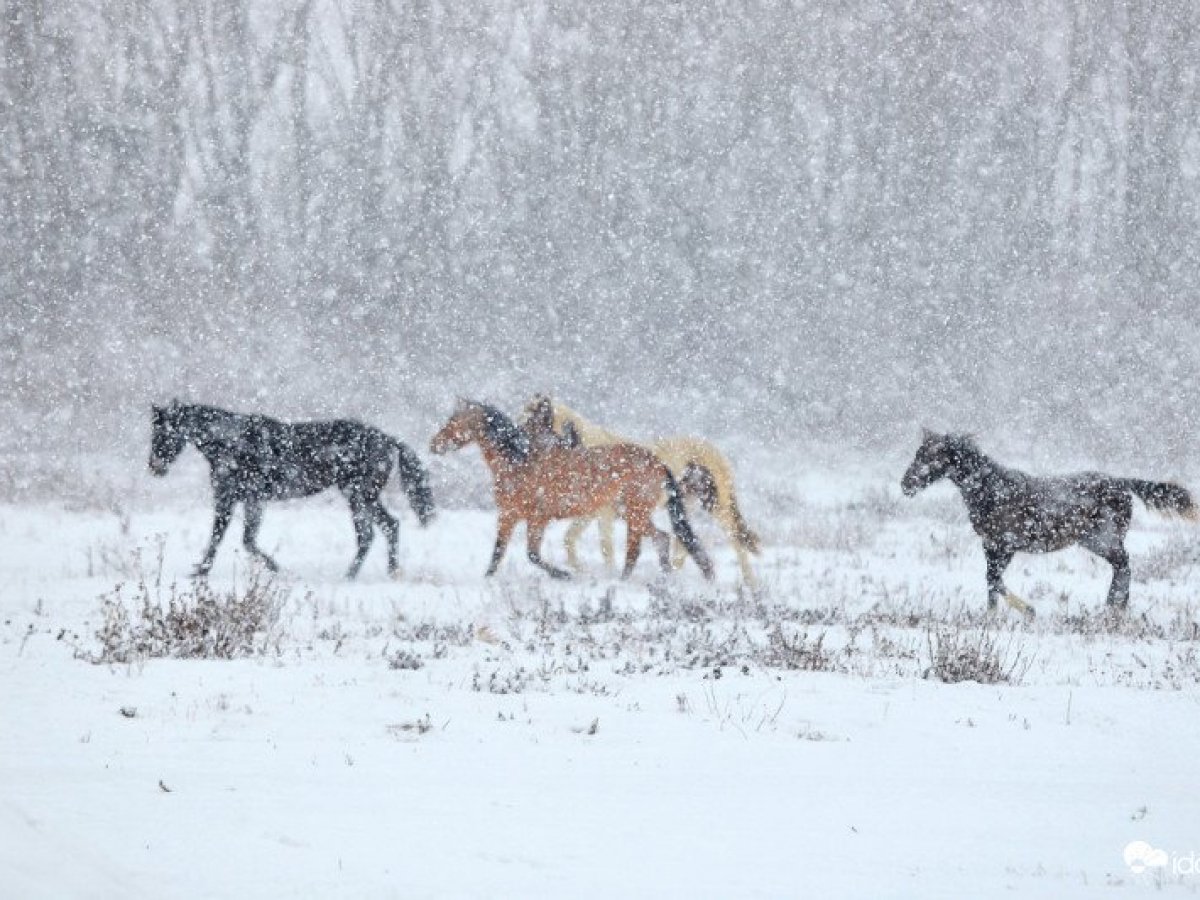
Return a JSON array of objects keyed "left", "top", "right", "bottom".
[
  {"left": 169, "top": 398, "right": 181, "bottom": 410},
  {"left": 921, "top": 427, "right": 935, "bottom": 441}
]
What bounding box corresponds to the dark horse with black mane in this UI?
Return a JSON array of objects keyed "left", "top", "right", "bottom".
[
  {"left": 902, "top": 430, "right": 1195, "bottom": 613},
  {"left": 150, "top": 401, "right": 435, "bottom": 578}
]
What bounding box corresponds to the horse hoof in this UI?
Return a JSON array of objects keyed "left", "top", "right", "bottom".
[
  {"left": 1003, "top": 593, "right": 1035, "bottom": 618},
  {"left": 738, "top": 582, "right": 765, "bottom": 602}
]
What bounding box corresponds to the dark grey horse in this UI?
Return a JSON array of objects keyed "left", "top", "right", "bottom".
[
  {"left": 150, "top": 401, "right": 434, "bottom": 578},
  {"left": 901, "top": 430, "right": 1195, "bottom": 612}
]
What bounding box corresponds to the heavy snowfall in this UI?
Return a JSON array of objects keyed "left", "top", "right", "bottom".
[{"left": 2, "top": 1, "right": 1199, "bottom": 897}]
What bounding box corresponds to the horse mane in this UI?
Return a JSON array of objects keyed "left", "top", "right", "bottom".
[
  {"left": 947, "top": 433, "right": 980, "bottom": 451},
  {"left": 938, "top": 433, "right": 1019, "bottom": 489},
  {"left": 551, "top": 401, "right": 594, "bottom": 433},
  {"left": 947, "top": 434, "right": 1001, "bottom": 472},
  {"left": 522, "top": 395, "right": 582, "bottom": 451},
  {"left": 163, "top": 401, "right": 235, "bottom": 426},
  {"left": 476, "top": 403, "right": 531, "bottom": 464},
  {"left": 552, "top": 402, "right": 629, "bottom": 447},
  {"left": 941, "top": 433, "right": 982, "bottom": 458}
]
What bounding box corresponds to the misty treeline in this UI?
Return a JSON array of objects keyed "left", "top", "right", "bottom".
[{"left": 2, "top": 0, "right": 1198, "bottom": 471}]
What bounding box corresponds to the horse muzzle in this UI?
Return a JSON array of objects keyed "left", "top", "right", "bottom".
[
  {"left": 900, "top": 469, "right": 926, "bottom": 497},
  {"left": 429, "top": 431, "right": 465, "bottom": 455}
]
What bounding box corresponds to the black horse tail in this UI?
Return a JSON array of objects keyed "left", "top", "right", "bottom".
[
  {"left": 1121, "top": 479, "right": 1197, "bottom": 520},
  {"left": 664, "top": 469, "right": 714, "bottom": 580},
  {"left": 393, "top": 439, "right": 436, "bottom": 525}
]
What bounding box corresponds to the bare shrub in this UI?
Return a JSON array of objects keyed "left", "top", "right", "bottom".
[
  {"left": 1051, "top": 606, "right": 1173, "bottom": 642},
  {"left": 1166, "top": 608, "right": 1200, "bottom": 643},
  {"left": 395, "top": 619, "right": 474, "bottom": 647},
  {"left": 1137, "top": 535, "right": 1198, "bottom": 583},
  {"left": 385, "top": 647, "right": 424, "bottom": 670},
  {"left": 88, "top": 566, "right": 289, "bottom": 664},
  {"left": 387, "top": 715, "right": 433, "bottom": 738},
  {"left": 471, "top": 666, "right": 540, "bottom": 694},
  {"left": 762, "top": 626, "right": 841, "bottom": 672},
  {"left": 1156, "top": 646, "right": 1200, "bottom": 689},
  {"left": 924, "top": 618, "right": 1030, "bottom": 684}
]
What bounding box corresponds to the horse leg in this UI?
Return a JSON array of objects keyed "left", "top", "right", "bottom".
[
  {"left": 1082, "top": 537, "right": 1131, "bottom": 608},
  {"left": 669, "top": 513, "right": 688, "bottom": 571},
  {"left": 983, "top": 543, "right": 1023, "bottom": 613},
  {"left": 598, "top": 507, "right": 617, "bottom": 570},
  {"left": 1104, "top": 548, "right": 1132, "bottom": 608},
  {"left": 653, "top": 527, "right": 672, "bottom": 573},
  {"left": 194, "top": 490, "right": 235, "bottom": 577},
  {"left": 241, "top": 500, "right": 280, "bottom": 572},
  {"left": 666, "top": 485, "right": 692, "bottom": 571},
  {"left": 564, "top": 516, "right": 591, "bottom": 571},
  {"left": 714, "top": 501, "right": 758, "bottom": 587},
  {"left": 345, "top": 497, "right": 375, "bottom": 580},
  {"left": 370, "top": 500, "right": 401, "bottom": 575},
  {"left": 732, "top": 545, "right": 756, "bottom": 588},
  {"left": 527, "top": 519, "right": 571, "bottom": 580},
  {"left": 621, "top": 512, "right": 648, "bottom": 579},
  {"left": 486, "top": 513, "right": 517, "bottom": 577}
]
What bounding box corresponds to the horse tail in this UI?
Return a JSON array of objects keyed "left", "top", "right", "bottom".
[
  {"left": 663, "top": 469, "right": 714, "bottom": 580},
  {"left": 725, "top": 494, "right": 761, "bottom": 555},
  {"left": 690, "top": 444, "right": 760, "bottom": 556},
  {"left": 392, "top": 439, "right": 436, "bottom": 525},
  {"left": 1120, "top": 479, "right": 1197, "bottom": 520}
]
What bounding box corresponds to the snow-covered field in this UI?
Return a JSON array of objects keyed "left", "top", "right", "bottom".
[{"left": 3, "top": 459, "right": 1199, "bottom": 898}]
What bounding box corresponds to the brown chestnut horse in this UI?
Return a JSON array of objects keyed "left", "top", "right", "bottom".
[{"left": 430, "top": 400, "right": 714, "bottom": 581}]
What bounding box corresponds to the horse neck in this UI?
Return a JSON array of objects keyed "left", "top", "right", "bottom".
[
  {"left": 182, "top": 406, "right": 235, "bottom": 460},
  {"left": 946, "top": 446, "right": 1007, "bottom": 501},
  {"left": 475, "top": 436, "right": 521, "bottom": 480}
]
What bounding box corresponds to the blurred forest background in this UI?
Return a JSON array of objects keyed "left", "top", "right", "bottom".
[{"left": 3, "top": 0, "right": 1199, "bottom": 489}]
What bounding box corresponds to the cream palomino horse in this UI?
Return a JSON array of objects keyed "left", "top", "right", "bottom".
[{"left": 522, "top": 397, "right": 761, "bottom": 585}]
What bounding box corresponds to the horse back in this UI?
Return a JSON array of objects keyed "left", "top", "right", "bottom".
[
  {"left": 226, "top": 418, "right": 393, "bottom": 500},
  {"left": 506, "top": 442, "right": 664, "bottom": 519},
  {"left": 651, "top": 437, "right": 731, "bottom": 479},
  {"left": 973, "top": 469, "right": 1133, "bottom": 552}
]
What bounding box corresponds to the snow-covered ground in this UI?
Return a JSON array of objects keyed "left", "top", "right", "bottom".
[{"left": 3, "top": 461, "right": 1199, "bottom": 898}]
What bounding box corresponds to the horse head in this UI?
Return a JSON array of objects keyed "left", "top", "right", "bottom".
[
  {"left": 901, "top": 429, "right": 951, "bottom": 496},
  {"left": 901, "top": 430, "right": 980, "bottom": 495},
  {"left": 149, "top": 400, "right": 188, "bottom": 476},
  {"left": 521, "top": 394, "right": 553, "bottom": 427},
  {"left": 430, "top": 401, "right": 483, "bottom": 455},
  {"left": 521, "top": 394, "right": 558, "bottom": 442}
]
